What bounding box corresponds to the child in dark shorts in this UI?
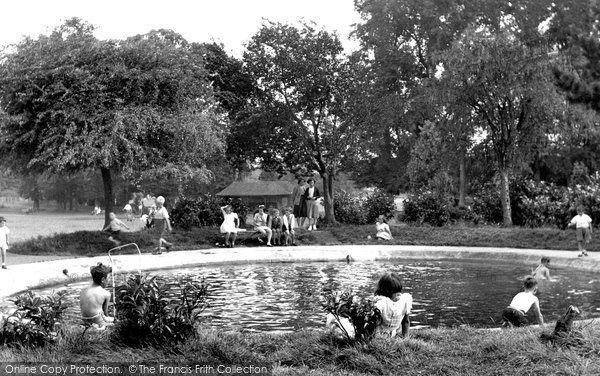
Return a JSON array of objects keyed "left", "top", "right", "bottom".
[
  {"left": 502, "top": 276, "right": 545, "bottom": 328},
  {"left": 102, "top": 212, "right": 129, "bottom": 247}
]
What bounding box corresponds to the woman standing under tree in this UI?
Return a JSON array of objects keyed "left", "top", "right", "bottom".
[
  {"left": 302, "top": 178, "right": 321, "bottom": 231},
  {"left": 292, "top": 178, "right": 306, "bottom": 229}
]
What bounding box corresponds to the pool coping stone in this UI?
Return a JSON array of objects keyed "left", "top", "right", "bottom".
[{"left": 1, "top": 244, "right": 599, "bottom": 298}]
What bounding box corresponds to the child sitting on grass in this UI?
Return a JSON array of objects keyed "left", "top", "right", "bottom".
[
  {"left": 80, "top": 263, "right": 115, "bottom": 330},
  {"left": 375, "top": 215, "right": 393, "bottom": 240},
  {"left": 102, "top": 212, "right": 130, "bottom": 247},
  {"left": 373, "top": 272, "right": 412, "bottom": 337},
  {"left": 502, "top": 276, "right": 545, "bottom": 328}
]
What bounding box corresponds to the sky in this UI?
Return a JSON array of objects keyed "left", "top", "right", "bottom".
[{"left": 0, "top": 0, "right": 362, "bottom": 56}]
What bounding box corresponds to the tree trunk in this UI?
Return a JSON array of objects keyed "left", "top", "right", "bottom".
[
  {"left": 532, "top": 152, "right": 541, "bottom": 182},
  {"left": 33, "top": 196, "right": 40, "bottom": 211},
  {"left": 499, "top": 168, "right": 513, "bottom": 226},
  {"left": 101, "top": 167, "right": 114, "bottom": 228},
  {"left": 321, "top": 173, "right": 337, "bottom": 224},
  {"left": 458, "top": 153, "right": 466, "bottom": 207}
]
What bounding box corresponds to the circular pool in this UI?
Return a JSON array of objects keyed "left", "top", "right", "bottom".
[{"left": 15, "top": 259, "right": 600, "bottom": 332}]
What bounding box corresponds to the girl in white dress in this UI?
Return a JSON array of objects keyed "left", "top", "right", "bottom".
[
  {"left": 220, "top": 205, "right": 240, "bottom": 247},
  {"left": 373, "top": 272, "right": 412, "bottom": 337},
  {"left": 375, "top": 215, "right": 393, "bottom": 240}
]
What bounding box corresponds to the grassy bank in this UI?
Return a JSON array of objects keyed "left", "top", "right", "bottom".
[
  {"left": 2, "top": 323, "right": 599, "bottom": 375},
  {"left": 9, "top": 223, "right": 596, "bottom": 256}
]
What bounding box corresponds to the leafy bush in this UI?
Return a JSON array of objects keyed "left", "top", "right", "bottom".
[
  {"left": 470, "top": 174, "right": 600, "bottom": 228},
  {"left": 403, "top": 191, "right": 451, "bottom": 226},
  {"left": 334, "top": 192, "right": 367, "bottom": 225},
  {"left": 0, "top": 291, "right": 68, "bottom": 348},
  {"left": 334, "top": 190, "right": 395, "bottom": 225},
  {"left": 364, "top": 190, "right": 396, "bottom": 224},
  {"left": 114, "top": 274, "right": 208, "bottom": 346},
  {"left": 322, "top": 290, "right": 380, "bottom": 344},
  {"left": 171, "top": 195, "right": 249, "bottom": 230}
]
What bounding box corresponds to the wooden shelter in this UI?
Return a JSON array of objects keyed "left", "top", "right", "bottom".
[{"left": 216, "top": 181, "right": 295, "bottom": 210}]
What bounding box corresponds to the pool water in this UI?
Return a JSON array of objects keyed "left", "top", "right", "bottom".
[{"left": 15, "top": 259, "right": 600, "bottom": 332}]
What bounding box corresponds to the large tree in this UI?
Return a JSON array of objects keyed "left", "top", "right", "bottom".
[
  {"left": 230, "top": 22, "right": 362, "bottom": 223},
  {"left": 0, "top": 19, "right": 225, "bottom": 226},
  {"left": 439, "top": 28, "right": 566, "bottom": 225}
]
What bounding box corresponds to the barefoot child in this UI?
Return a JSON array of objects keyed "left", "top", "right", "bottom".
[
  {"left": 220, "top": 205, "right": 240, "bottom": 247},
  {"left": 373, "top": 272, "right": 412, "bottom": 337},
  {"left": 269, "top": 209, "right": 283, "bottom": 245},
  {"left": 567, "top": 206, "right": 592, "bottom": 257},
  {"left": 102, "top": 212, "right": 130, "bottom": 247},
  {"left": 80, "top": 263, "right": 115, "bottom": 330},
  {"left": 532, "top": 257, "right": 551, "bottom": 281},
  {"left": 0, "top": 217, "right": 9, "bottom": 269},
  {"left": 283, "top": 207, "right": 296, "bottom": 245},
  {"left": 153, "top": 196, "right": 173, "bottom": 254},
  {"left": 502, "top": 276, "right": 545, "bottom": 328}
]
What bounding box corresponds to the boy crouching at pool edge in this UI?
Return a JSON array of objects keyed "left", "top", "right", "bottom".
[
  {"left": 502, "top": 276, "right": 544, "bottom": 328},
  {"left": 80, "top": 263, "right": 115, "bottom": 330}
]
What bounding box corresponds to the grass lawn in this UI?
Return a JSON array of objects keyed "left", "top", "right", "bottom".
[
  {"left": 4, "top": 210, "right": 595, "bottom": 256},
  {"left": 2, "top": 323, "right": 598, "bottom": 375}
]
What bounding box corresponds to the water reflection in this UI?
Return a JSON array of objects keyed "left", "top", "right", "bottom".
[{"left": 10, "top": 259, "right": 600, "bottom": 332}]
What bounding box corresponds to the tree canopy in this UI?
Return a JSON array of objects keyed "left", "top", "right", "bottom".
[{"left": 0, "top": 19, "right": 225, "bottom": 224}]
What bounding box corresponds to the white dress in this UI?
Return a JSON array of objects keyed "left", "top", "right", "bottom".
[
  {"left": 374, "top": 294, "right": 412, "bottom": 336},
  {"left": 375, "top": 222, "right": 392, "bottom": 240},
  {"left": 220, "top": 212, "right": 239, "bottom": 234}
]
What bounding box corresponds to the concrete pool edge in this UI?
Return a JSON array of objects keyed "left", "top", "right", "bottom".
[{"left": 1, "top": 244, "right": 599, "bottom": 298}]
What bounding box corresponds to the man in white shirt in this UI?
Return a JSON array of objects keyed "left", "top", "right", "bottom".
[{"left": 568, "top": 206, "right": 593, "bottom": 257}]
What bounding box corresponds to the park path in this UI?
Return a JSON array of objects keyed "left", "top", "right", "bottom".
[{"left": 5, "top": 252, "right": 75, "bottom": 265}]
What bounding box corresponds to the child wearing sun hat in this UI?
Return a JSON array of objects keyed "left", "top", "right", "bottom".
[{"left": 0, "top": 217, "right": 10, "bottom": 269}]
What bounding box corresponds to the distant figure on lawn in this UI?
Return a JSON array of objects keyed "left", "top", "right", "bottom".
[
  {"left": 0, "top": 217, "right": 10, "bottom": 269},
  {"left": 375, "top": 215, "right": 393, "bottom": 240},
  {"left": 302, "top": 178, "right": 320, "bottom": 231},
  {"left": 153, "top": 196, "right": 173, "bottom": 254},
  {"left": 80, "top": 263, "right": 114, "bottom": 330},
  {"left": 253, "top": 205, "right": 273, "bottom": 247},
  {"left": 91, "top": 205, "right": 102, "bottom": 216},
  {"left": 502, "top": 276, "right": 545, "bottom": 328},
  {"left": 283, "top": 207, "right": 297, "bottom": 246},
  {"left": 220, "top": 205, "right": 241, "bottom": 248},
  {"left": 123, "top": 201, "right": 133, "bottom": 222},
  {"left": 532, "top": 257, "right": 551, "bottom": 281},
  {"left": 567, "top": 206, "right": 592, "bottom": 257},
  {"left": 102, "top": 212, "right": 130, "bottom": 247},
  {"left": 373, "top": 272, "right": 412, "bottom": 338}
]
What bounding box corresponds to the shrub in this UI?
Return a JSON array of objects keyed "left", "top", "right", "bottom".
[
  {"left": 334, "top": 192, "right": 367, "bottom": 225},
  {"left": 0, "top": 291, "right": 68, "bottom": 348},
  {"left": 403, "top": 191, "right": 451, "bottom": 226},
  {"left": 364, "top": 190, "right": 396, "bottom": 224},
  {"left": 334, "top": 190, "right": 395, "bottom": 225},
  {"left": 322, "top": 290, "right": 380, "bottom": 344},
  {"left": 171, "top": 195, "right": 249, "bottom": 230},
  {"left": 114, "top": 274, "right": 208, "bottom": 346}
]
